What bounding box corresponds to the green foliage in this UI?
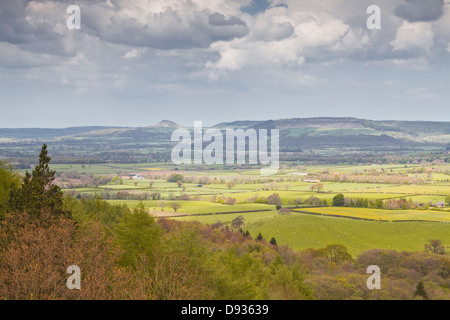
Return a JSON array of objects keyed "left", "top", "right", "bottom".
[
  {"left": 414, "top": 281, "right": 428, "bottom": 300},
  {"left": 0, "top": 160, "right": 20, "bottom": 219},
  {"left": 319, "top": 244, "right": 352, "bottom": 264},
  {"left": 8, "top": 144, "right": 69, "bottom": 218},
  {"left": 208, "top": 246, "right": 312, "bottom": 300},
  {"left": 211, "top": 249, "right": 268, "bottom": 299},
  {"left": 115, "top": 202, "right": 162, "bottom": 267},
  {"left": 255, "top": 197, "right": 269, "bottom": 204},
  {"left": 167, "top": 174, "right": 184, "bottom": 183},
  {"left": 332, "top": 194, "right": 345, "bottom": 207},
  {"left": 256, "top": 232, "right": 264, "bottom": 241},
  {"left": 63, "top": 195, "right": 130, "bottom": 229},
  {"left": 270, "top": 237, "right": 277, "bottom": 246}
]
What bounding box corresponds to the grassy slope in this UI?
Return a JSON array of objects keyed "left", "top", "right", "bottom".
[
  {"left": 176, "top": 211, "right": 450, "bottom": 256},
  {"left": 106, "top": 199, "right": 276, "bottom": 214}
]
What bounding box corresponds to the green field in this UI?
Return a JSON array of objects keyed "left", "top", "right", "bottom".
[
  {"left": 55, "top": 162, "right": 450, "bottom": 255},
  {"left": 362, "top": 185, "right": 450, "bottom": 195},
  {"left": 175, "top": 211, "right": 450, "bottom": 256},
  {"left": 106, "top": 199, "right": 276, "bottom": 214},
  {"left": 293, "top": 207, "right": 450, "bottom": 222}
]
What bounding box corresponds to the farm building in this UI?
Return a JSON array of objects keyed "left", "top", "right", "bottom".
[
  {"left": 303, "top": 179, "right": 321, "bottom": 183},
  {"left": 433, "top": 201, "right": 446, "bottom": 208},
  {"left": 125, "top": 174, "right": 144, "bottom": 180},
  {"left": 289, "top": 172, "right": 309, "bottom": 176}
]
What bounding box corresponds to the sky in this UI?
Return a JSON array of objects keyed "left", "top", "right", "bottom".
[{"left": 0, "top": 0, "right": 449, "bottom": 128}]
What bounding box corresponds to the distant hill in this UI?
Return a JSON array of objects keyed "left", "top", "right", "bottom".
[
  {"left": 216, "top": 117, "right": 450, "bottom": 145},
  {"left": 0, "top": 118, "right": 448, "bottom": 144},
  {"left": 213, "top": 120, "right": 266, "bottom": 129},
  {"left": 146, "top": 120, "right": 182, "bottom": 128},
  {"left": 0, "top": 127, "right": 125, "bottom": 139},
  {"left": 0, "top": 118, "right": 448, "bottom": 165}
]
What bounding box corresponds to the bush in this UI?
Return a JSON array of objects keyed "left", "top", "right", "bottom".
[
  {"left": 332, "top": 194, "right": 345, "bottom": 207},
  {"left": 167, "top": 174, "right": 184, "bottom": 183},
  {"left": 267, "top": 193, "right": 282, "bottom": 206}
]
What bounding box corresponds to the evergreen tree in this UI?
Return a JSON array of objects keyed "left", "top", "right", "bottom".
[
  {"left": 256, "top": 232, "right": 264, "bottom": 241},
  {"left": 8, "top": 144, "right": 69, "bottom": 218},
  {"left": 270, "top": 237, "right": 277, "bottom": 246},
  {"left": 414, "top": 281, "right": 428, "bottom": 300}
]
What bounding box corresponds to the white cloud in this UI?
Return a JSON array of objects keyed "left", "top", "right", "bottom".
[
  {"left": 390, "top": 21, "right": 435, "bottom": 53},
  {"left": 205, "top": 9, "right": 351, "bottom": 77},
  {"left": 123, "top": 48, "right": 145, "bottom": 59},
  {"left": 1, "top": 0, "right": 449, "bottom": 95},
  {"left": 80, "top": 0, "right": 249, "bottom": 50}
]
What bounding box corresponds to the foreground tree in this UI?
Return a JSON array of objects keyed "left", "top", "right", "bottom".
[
  {"left": 0, "top": 160, "right": 21, "bottom": 219},
  {"left": 8, "top": 144, "right": 69, "bottom": 218},
  {"left": 115, "top": 202, "right": 162, "bottom": 267}
]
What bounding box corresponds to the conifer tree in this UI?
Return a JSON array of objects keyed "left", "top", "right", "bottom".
[
  {"left": 8, "top": 144, "right": 69, "bottom": 218},
  {"left": 414, "top": 281, "right": 428, "bottom": 300},
  {"left": 270, "top": 237, "right": 277, "bottom": 246}
]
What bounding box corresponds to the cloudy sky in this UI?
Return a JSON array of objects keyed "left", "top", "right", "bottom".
[{"left": 0, "top": 0, "right": 449, "bottom": 128}]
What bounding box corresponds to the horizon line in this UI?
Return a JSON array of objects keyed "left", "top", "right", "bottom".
[{"left": 1, "top": 116, "right": 450, "bottom": 130}]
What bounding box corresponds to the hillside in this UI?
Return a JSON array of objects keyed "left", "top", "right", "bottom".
[
  {"left": 244, "top": 117, "right": 450, "bottom": 144},
  {"left": 0, "top": 117, "right": 448, "bottom": 166},
  {"left": 1, "top": 117, "right": 449, "bottom": 143},
  {"left": 0, "top": 126, "right": 126, "bottom": 139}
]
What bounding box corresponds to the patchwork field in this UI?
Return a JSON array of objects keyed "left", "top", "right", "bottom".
[
  {"left": 53, "top": 162, "right": 450, "bottom": 255},
  {"left": 292, "top": 207, "right": 450, "bottom": 222},
  {"left": 175, "top": 211, "right": 450, "bottom": 256}
]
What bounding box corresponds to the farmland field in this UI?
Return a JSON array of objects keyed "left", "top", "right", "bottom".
[
  {"left": 292, "top": 207, "right": 450, "bottom": 222},
  {"left": 175, "top": 211, "right": 450, "bottom": 256},
  {"left": 51, "top": 161, "right": 450, "bottom": 255}
]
